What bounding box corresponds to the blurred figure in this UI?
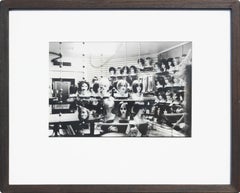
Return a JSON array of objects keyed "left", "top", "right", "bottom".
[
  {"left": 103, "top": 97, "right": 116, "bottom": 122},
  {"left": 99, "top": 77, "right": 111, "bottom": 97}
]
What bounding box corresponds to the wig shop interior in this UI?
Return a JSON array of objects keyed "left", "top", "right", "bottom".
[{"left": 49, "top": 41, "right": 192, "bottom": 137}]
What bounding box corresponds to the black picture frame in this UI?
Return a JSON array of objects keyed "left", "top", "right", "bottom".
[{"left": 0, "top": 0, "right": 239, "bottom": 193}]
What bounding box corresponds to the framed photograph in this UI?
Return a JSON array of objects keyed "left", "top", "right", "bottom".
[
  {"left": 0, "top": 0, "right": 239, "bottom": 192},
  {"left": 49, "top": 41, "right": 191, "bottom": 138}
]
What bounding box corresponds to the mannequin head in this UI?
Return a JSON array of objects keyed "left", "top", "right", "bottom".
[
  {"left": 109, "top": 67, "right": 116, "bottom": 75},
  {"left": 78, "top": 81, "right": 90, "bottom": 94},
  {"left": 118, "top": 102, "right": 129, "bottom": 119},
  {"left": 117, "top": 80, "right": 128, "bottom": 96},
  {"left": 120, "top": 66, "right": 130, "bottom": 74},
  {"left": 130, "top": 65, "right": 137, "bottom": 74},
  {"left": 78, "top": 106, "right": 90, "bottom": 121},
  {"left": 145, "top": 57, "right": 153, "bottom": 67},
  {"left": 132, "top": 80, "right": 143, "bottom": 94}
]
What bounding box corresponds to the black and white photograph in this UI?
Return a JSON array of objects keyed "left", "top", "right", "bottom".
[{"left": 49, "top": 41, "right": 192, "bottom": 137}]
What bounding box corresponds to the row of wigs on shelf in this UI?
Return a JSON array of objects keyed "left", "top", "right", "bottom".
[
  {"left": 139, "top": 55, "right": 187, "bottom": 73},
  {"left": 68, "top": 75, "right": 185, "bottom": 102},
  {"left": 154, "top": 57, "right": 181, "bottom": 73},
  {"left": 50, "top": 93, "right": 184, "bottom": 137},
  {"left": 67, "top": 54, "right": 188, "bottom": 99},
  {"left": 68, "top": 77, "right": 155, "bottom": 100},
  {"left": 76, "top": 97, "right": 184, "bottom": 136},
  {"left": 75, "top": 82, "right": 185, "bottom": 122},
  {"left": 75, "top": 101, "right": 152, "bottom": 137},
  {"left": 108, "top": 55, "right": 186, "bottom": 77},
  {"left": 154, "top": 89, "right": 184, "bottom": 113},
  {"left": 108, "top": 57, "right": 154, "bottom": 76},
  {"left": 109, "top": 65, "right": 138, "bottom": 75},
  {"left": 155, "top": 75, "right": 185, "bottom": 89},
  {"left": 76, "top": 92, "right": 184, "bottom": 122},
  {"left": 77, "top": 100, "right": 152, "bottom": 124}
]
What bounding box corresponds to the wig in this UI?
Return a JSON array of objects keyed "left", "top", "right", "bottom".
[
  {"left": 116, "top": 79, "right": 128, "bottom": 92},
  {"left": 132, "top": 102, "right": 145, "bottom": 115},
  {"left": 78, "top": 81, "right": 90, "bottom": 92},
  {"left": 160, "top": 59, "right": 170, "bottom": 70},
  {"left": 129, "top": 65, "right": 137, "bottom": 73},
  {"left": 173, "top": 57, "right": 180, "bottom": 65},
  {"left": 117, "top": 102, "right": 129, "bottom": 117},
  {"left": 132, "top": 80, "right": 143, "bottom": 93},
  {"left": 156, "top": 76, "right": 166, "bottom": 87},
  {"left": 145, "top": 57, "right": 153, "bottom": 66},
  {"left": 92, "top": 81, "right": 100, "bottom": 93},
  {"left": 78, "top": 106, "right": 90, "bottom": 121},
  {"left": 109, "top": 67, "right": 116, "bottom": 74},
  {"left": 137, "top": 58, "right": 145, "bottom": 65},
  {"left": 167, "top": 58, "right": 174, "bottom": 67},
  {"left": 120, "top": 66, "right": 130, "bottom": 74}
]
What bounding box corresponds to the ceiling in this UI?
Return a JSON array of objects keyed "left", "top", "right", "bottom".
[{"left": 49, "top": 41, "right": 185, "bottom": 59}]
